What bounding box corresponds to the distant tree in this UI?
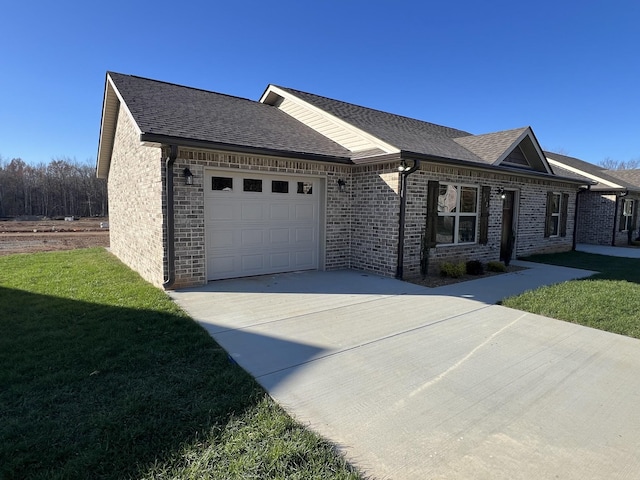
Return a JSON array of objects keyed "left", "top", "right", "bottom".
[
  {"left": 599, "top": 157, "right": 640, "bottom": 170},
  {"left": 0, "top": 157, "right": 107, "bottom": 217}
]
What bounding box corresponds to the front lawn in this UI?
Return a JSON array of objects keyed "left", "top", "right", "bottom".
[
  {"left": 0, "top": 248, "right": 362, "bottom": 480},
  {"left": 503, "top": 251, "right": 640, "bottom": 339}
]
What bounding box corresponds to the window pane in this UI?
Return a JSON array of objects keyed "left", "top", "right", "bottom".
[
  {"left": 550, "top": 216, "right": 559, "bottom": 236},
  {"left": 243, "top": 178, "right": 262, "bottom": 192},
  {"left": 272, "top": 180, "right": 289, "bottom": 193},
  {"left": 436, "top": 216, "right": 455, "bottom": 244},
  {"left": 458, "top": 217, "right": 477, "bottom": 243},
  {"left": 624, "top": 199, "right": 633, "bottom": 215},
  {"left": 212, "top": 176, "right": 233, "bottom": 191},
  {"left": 552, "top": 194, "right": 561, "bottom": 214},
  {"left": 438, "top": 185, "right": 457, "bottom": 213},
  {"left": 297, "top": 181, "right": 313, "bottom": 194},
  {"left": 460, "top": 187, "right": 477, "bottom": 213}
]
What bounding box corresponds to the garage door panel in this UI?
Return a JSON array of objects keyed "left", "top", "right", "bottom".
[
  {"left": 270, "top": 228, "right": 290, "bottom": 244},
  {"left": 206, "top": 171, "right": 320, "bottom": 281}
]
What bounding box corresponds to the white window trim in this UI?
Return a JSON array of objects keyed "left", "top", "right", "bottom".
[
  {"left": 550, "top": 192, "right": 561, "bottom": 237},
  {"left": 437, "top": 183, "right": 480, "bottom": 246},
  {"left": 622, "top": 198, "right": 634, "bottom": 231}
]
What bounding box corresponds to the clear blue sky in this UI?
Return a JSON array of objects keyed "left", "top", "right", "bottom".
[{"left": 1, "top": 0, "right": 638, "bottom": 167}]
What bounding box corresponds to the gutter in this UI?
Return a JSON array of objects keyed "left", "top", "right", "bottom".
[
  {"left": 162, "top": 145, "right": 179, "bottom": 289},
  {"left": 396, "top": 159, "right": 421, "bottom": 279}
]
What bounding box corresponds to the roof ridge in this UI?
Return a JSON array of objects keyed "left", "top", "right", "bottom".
[{"left": 107, "top": 71, "right": 259, "bottom": 106}]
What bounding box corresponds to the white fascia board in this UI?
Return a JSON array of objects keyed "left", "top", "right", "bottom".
[
  {"left": 547, "top": 158, "right": 623, "bottom": 188},
  {"left": 261, "top": 85, "right": 400, "bottom": 154},
  {"left": 495, "top": 128, "right": 552, "bottom": 174}
]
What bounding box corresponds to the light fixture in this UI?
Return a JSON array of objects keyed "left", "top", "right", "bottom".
[
  {"left": 337, "top": 179, "right": 346, "bottom": 192},
  {"left": 497, "top": 187, "right": 506, "bottom": 199},
  {"left": 183, "top": 167, "right": 193, "bottom": 185},
  {"left": 398, "top": 159, "right": 408, "bottom": 172}
]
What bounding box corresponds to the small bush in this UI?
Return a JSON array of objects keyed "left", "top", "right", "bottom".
[
  {"left": 466, "top": 260, "right": 484, "bottom": 275},
  {"left": 487, "top": 261, "right": 507, "bottom": 272},
  {"left": 440, "top": 261, "right": 466, "bottom": 278}
]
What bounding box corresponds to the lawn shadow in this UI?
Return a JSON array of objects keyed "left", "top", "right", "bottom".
[{"left": 0, "top": 285, "right": 319, "bottom": 479}]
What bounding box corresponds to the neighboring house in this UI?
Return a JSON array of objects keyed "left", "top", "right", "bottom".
[
  {"left": 546, "top": 152, "right": 640, "bottom": 246},
  {"left": 97, "top": 72, "right": 584, "bottom": 289}
]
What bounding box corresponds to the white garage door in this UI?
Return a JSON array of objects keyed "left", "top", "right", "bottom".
[{"left": 205, "top": 171, "right": 321, "bottom": 281}]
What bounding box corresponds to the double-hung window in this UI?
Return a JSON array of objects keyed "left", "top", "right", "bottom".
[
  {"left": 436, "top": 184, "right": 478, "bottom": 244},
  {"left": 548, "top": 193, "right": 561, "bottom": 237},
  {"left": 545, "top": 191, "right": 569, "bottom": 238},
  {"left": 621, "top": 198, "right": 634, "bottom": 231}
]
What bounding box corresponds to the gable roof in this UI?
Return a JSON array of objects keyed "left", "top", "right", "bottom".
[
  {"left": 261, "top": 85, "right": 555, "bottom": 175},
  {"left": 97, "top": 73, "right": 352, "bottom": 177},
  {"left": 97, "top": 72, "right": 580, "bottom": 184},
  {"left": 544, "top": 151, "right": 640, "bottom": 191}
]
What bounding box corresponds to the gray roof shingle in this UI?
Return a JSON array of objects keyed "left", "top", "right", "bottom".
[
  {"left": 453, "top": 128, "right": 528, "bottom": 164},
  {"left": 545, "top": 151, "right": 639, "bottom": 190},
  {"left": 274, "top": 86, "right": 487, "bottom": 163},
  {"left": 108, "top": 72, "right": 352, "bottom": 160}
]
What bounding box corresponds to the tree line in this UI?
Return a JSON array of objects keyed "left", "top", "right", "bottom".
[{"left": 0, "top": 157, "right": 107, "bottom": 218}]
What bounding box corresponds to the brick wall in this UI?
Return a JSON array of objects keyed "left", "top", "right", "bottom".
[
  {"left": 108, "top": 105, "right": 165, "bottom": 287},
  {"left": 403, "top": 164, "right": 576, "bottom": 278},
  {"left": 576, "top": 191, "right": 616, "bottom": 245}
]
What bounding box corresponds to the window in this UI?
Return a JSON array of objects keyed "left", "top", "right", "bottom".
[
  {"left": 621, "top": 198, "right": 634, "bottom": 231},
  {"left": 297, "top": 181, "right": 313, "bottom": 194},
  {"left": 271, "top": 180, "right": 289, "bottom": 193},
  {"left": 212, "top": 176, "right": 233, "bottom": 191},
  {"left": 549, "top": 193, "right": 561, "bottom": 236},
  {"left": 243, "top": 178, "right": 262, "bottom": 192},
  {"left": 545, "top": 192, "right": 569, "bottom": 237},
  {"left": 436, "top": 184, "right": 478, "bottom": 244}
]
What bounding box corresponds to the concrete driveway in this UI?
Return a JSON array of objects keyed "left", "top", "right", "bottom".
[{"left": 170, "top": 264, "right": 640, "bottom": 479}]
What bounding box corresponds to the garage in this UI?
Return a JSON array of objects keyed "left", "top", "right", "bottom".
[{"left": 205, "top": 170, "right": 322, "bottom": 280}]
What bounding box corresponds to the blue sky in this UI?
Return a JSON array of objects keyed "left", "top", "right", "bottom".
[{"left": 1, "top": 0, "right": 638, "bottom": 167}]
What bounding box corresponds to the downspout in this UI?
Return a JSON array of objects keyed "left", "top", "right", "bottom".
[
  {"left": 396, "top": 159, "right": 421, "bottom": 279},
  {"left": 612, "top": 192, "right": 621, "bottom": 247},
  {"left": 163, "top": 145, "right": 179, "bottom": 289}
]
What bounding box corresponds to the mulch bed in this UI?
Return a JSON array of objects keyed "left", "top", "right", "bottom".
[{"left": 406, "top": 264, "right": 527, "bottom": 288}]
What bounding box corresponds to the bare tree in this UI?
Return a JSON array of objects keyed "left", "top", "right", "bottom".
[{"left": 599, "top": 157, "right": 640, "bottom": 170}]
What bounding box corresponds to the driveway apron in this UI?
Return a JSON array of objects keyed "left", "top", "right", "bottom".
[{"left": 170, "top": 266, "right": 640, "bottom": 480}]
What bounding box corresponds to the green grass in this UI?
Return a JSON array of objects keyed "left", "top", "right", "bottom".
[
  {"left": 503, "top": 251, "right": 640, "bottom": 339},
  {"left": 0, "top": 248, "right": 362, "bottom": 480}
]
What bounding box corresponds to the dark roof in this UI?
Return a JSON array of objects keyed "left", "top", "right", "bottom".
[
  {"left": 544, "top": 151, "right": 639, "bottom": 190},
  {"left": 605, "top": 169, "right": 640, "bottom": 189},
  {"left": 107, "top": 72, "right": 352, "bottom": 160},
  {"left": 274, "top": 86, "right": 486, "bottom": 163}
]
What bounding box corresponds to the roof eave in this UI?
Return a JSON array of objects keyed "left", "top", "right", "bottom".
[{"left": 139, "top": 133, "right": 354, "bottom": 165}]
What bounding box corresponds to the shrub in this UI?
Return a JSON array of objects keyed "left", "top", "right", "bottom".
[
  {"left": 440, "top": 261, "right": 466, "bottom": 278},
  {"left": 487, "top": 261, "right": 507, "bottom": 272},
  {"left": 466, "top": 260, "right": 484, "bottom": 275}
]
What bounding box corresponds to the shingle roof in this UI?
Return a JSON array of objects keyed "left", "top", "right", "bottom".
[
  {"left": 544, "top": 151, "right": 638, "bottom": 190},
  {"left": 605, "top": 169, "right": 640, "bottom": 189},
  {"left": 107, "top": 72, "right": 352, "bottom": 160},
  {"left": 274, "top": 86, "right": 486, "bottom": 163},
  {"left": 453, "top": 127, "right": 529, "bottom": 164}
]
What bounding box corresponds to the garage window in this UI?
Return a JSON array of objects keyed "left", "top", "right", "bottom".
[
  {"left": 297, "top": 181, "right": 313, "bottom": 194},
  {"left": 272, "top": 180, "right": 289, "bottom": 193},
  {"left": 243, "top": 178, "right": 262, "bottom": 192},
  {"left": 212, "top": 176, "right": 233, "bottom": 191}
]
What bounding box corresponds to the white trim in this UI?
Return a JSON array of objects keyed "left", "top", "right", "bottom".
[
  {"left": 546, "top": 158, "right": 623, "bottom": 189},
  {"left": 260, "top": 85, "right": 400, "bottom": 155}
]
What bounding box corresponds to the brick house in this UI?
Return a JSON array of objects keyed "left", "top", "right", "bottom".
[
  {"left": 97, "top": 72, "right": 584, "bottom": 289},
  {"left": 546, "top": 152, "right": 640, "bottom": 246}
]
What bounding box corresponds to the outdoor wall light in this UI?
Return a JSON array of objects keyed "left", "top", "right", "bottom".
[
  {"left": 398, "top": 159, "right": 409, "bottom": 172},
  {"left": 337, "top": 179, "right": 346, "bottom": 192},
  {"left": 183, "top": 167, "right": 194, "bottom": 185},
  {"left": 497, "top": 187, "right": 506, "bottom": 199}
]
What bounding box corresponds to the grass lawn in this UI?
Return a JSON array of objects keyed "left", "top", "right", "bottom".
[
  {"left": 503, "top": 251, "right": 640, "bottom": 339},
  {"left": 0, "top": 248, "right": 362, "bottom": 480}
]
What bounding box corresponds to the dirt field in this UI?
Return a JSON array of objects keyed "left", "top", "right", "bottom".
[{"left": 0, "top": 217, "right": 110, "bottom": 256}]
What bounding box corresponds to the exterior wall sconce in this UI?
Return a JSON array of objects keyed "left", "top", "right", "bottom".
[
  {"left": 398, "top": 159, "right": 409, "bottom": 172},
  {"left": 497, "top": 187, "right": 506, "bottom": 199},
  {"left": 183, "top": 167, "right": 194, "bottom": 185},
  {"left": 337, "top": 179, "right": 346, "bottom": 192}
]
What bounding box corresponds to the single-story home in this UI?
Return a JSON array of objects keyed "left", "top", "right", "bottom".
[
  {"left": 97, "top": 72, "right": 585, "bottom": 289},
  {"left": 545, "top": 152, "right": 640, "bottom": 246}
]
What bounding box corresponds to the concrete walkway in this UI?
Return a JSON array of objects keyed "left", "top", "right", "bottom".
[
  {"left": 576, "top": 243, "right": 640, "bottom": 258},
  {"left": 170, "top": 258, "right": 640, "bottom": 479}
]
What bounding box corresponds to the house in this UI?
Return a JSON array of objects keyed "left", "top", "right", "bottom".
[
  {"left": 545, "top": 152, "right": 640, "bottom": 246},
  {"left": 97, "top": 72, "right": 585, "bottom": 289}
]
